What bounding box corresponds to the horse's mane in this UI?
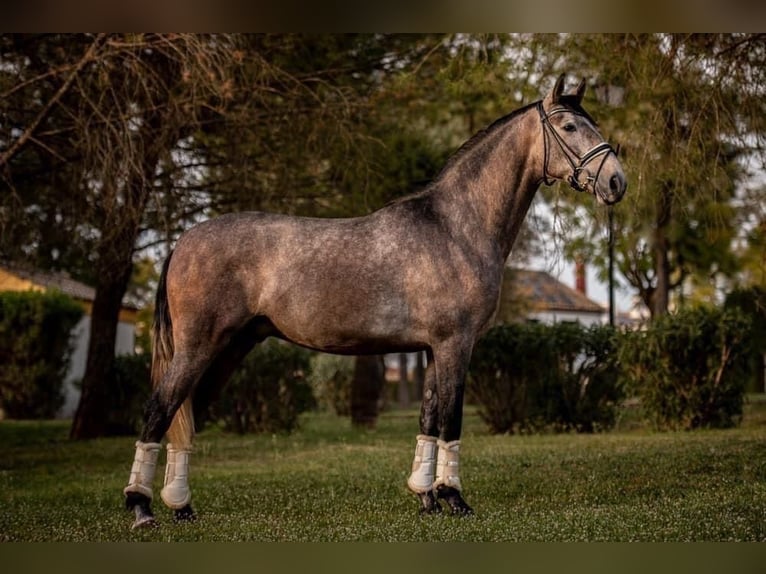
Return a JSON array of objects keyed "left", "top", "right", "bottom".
[
  {"left": 435, "top": 101, "right": 538, "bottom": 180},
  {"left": 386, "top": 96, "right": 597, "bottom": 205},
  {"left": 383, "top": 102, "right": 537, "bottom": 207}
]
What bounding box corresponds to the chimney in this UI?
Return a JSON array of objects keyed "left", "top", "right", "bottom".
[{"left": 575, "top": 258, "right": 586, "bottom": 296}]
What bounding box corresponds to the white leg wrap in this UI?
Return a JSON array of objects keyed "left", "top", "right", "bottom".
[
  {"left": 124, "top": 441, "right": 161, "bottom": 499},
  {"left": 434, "top": 439, "right": 462, "bottom": 491},
  {"left": 160, "top": 443, "right": 192, "bottom": 509},
  {"left": 407, "top": 435, "right": 438, "bottom": 494}
]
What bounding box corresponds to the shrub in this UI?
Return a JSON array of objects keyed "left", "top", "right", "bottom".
[
  {"left": 95, "top": 343, "right": 316, "bottom": 436},
  {"left": 101, "top": 353, "right": 151, "bottom": 435},
  {"left": 0, "top": 290, "right": 83, "bottom": 418},
  {"left": 557, "top": 322, "right": 622, "bottom": 432},
  {"left": 468, "top": 322, "right": 622, "bottom": 434},
  {"left": 206, "top": 339, "right": 315, "bottom": 434},
  {"left": 725, "top": 286, "right": 766, "bottom": 393},
  {"left": 619, "top": 306, "right": 750, "bottom": 430},
  {"left": 308, "top": 353, "right": 354, "bottom": 415}
]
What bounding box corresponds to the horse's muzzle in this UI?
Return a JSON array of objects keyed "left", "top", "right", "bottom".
[{"left": 604, "top": 171, "right": 627, "bottom": 205}]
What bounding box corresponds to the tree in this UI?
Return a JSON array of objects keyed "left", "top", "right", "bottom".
[
  {"left": 1, "top": 34, "right": 242, "bottom": 437},
  {"left": 527, "top": 34, "right": 766, "bottom": 317},
  {"left": 350, "top": 354, "right": 386, "bottom": 429},
  {"left": 0, "top": 34, "right": 545, "bottom": 438}
]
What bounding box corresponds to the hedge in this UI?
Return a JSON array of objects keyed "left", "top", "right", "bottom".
[
  {"left": 468, "top": 322, "right": 622, "bottom": 434},
  {"left": 470, "top": 307, "right": 752, "bottom": 434},
  {"left": 204, "top": 339, "right": 315, "bottom": 434},
  {"left": 307, "top": 353, "right": 354, "bottom": 416},
  {"left": 619, "top": 306, "right": 751, "bottom": 430},
  {"left": 0, "top": 290, "right": 83, "bottom": 418}
]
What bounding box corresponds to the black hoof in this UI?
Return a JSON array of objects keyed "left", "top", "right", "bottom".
[
  {"left": 126, "top": 492, "right": 158, "bottom": 529},
  {"left": 415, "top": 490, "right": 443, "bottom": 515},
  {"left": 436, "top": 486, "right": 474, "bottom": 516},
  {"left": 174, "top": 504, "right": 196, "bottom": 522}
]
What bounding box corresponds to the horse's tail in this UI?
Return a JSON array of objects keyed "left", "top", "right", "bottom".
[{"left": 151, "top": 250, "right": 194, "bottom": 449}]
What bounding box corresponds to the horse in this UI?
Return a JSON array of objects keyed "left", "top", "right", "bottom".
[{"left": 123, "top": 74, "right": 627, "bottom": 529}]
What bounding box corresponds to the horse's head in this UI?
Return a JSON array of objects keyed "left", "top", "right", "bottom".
[{"left": 538, "top": 74, "right": 626, "bottom": 206}]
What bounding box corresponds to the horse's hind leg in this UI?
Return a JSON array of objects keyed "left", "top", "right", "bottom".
[
  {"left": 161, "top": 395, "right": 196, "bottom": 523},
  {"left": 125, "top": 350, "right": 213, "bottom": 528},
  {"left": 126, "top": 319, "right": 268, "bottom": 528},
  {"left": 165, "top": 324, "right": 265, "bottom": 523}
]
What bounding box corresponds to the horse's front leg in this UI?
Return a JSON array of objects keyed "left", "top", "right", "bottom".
[
  {"left": 406, "top": 343, "right": 474, "bottom": 516},
  {"left": 407, "top": 351, "right": 441, "bottom": 515},
  {"left": 431, "top": 341, "right": 474, "bottom": 515}
]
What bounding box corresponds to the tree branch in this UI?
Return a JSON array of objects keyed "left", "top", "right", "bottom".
[{"left": 0, "top": 33, "right": 107, "bottom": 169}]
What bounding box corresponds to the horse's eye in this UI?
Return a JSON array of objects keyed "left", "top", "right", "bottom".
[{"left": 563, "top": 123, "right": 577, "bottom": 133}]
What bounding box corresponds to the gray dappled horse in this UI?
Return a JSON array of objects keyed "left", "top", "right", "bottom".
[{"left": 124, "top": 74, "right": 626, "bottom": 528}]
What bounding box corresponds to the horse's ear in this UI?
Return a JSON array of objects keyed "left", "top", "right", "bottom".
[
  {"left": 574, "top": 78, "right": 587, "bottom": 104},
  {"left": 550, "top": 74, "right": 566, "bottom": 105}
]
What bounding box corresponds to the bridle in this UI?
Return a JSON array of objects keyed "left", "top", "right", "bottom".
[{"left": 537, "top": 101, "right": 619, "bottom": 194}]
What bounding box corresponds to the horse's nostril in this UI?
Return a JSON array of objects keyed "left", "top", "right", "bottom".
[{"left": 610, "top": 174, "right": 624, "bottom": 194}]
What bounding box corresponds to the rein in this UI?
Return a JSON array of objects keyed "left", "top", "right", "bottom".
[{"left": 537, "top": 101, "right": 618, "bottom": 193}]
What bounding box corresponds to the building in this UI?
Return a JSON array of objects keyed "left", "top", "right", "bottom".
[
  {"left": 0, "top": 263, "right": 137, "bottom": 418},
  {"left": 497, "top": 265, "right": 606, "bottom": 326}
]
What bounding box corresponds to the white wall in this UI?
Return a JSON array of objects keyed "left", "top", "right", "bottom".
[
  {"left": 526, "top": 310, "right": 606, "bottom": 326},
  {"left": 58, "top": 315, "right": 136, "bottom": 418}
]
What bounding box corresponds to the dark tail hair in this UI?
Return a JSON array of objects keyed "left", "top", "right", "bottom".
[
  {"left": 151, "top": 251, "right": 194, "bottom": 447},
  {"left": 151, "top": 251, "right": 174, "bottom": 388}
]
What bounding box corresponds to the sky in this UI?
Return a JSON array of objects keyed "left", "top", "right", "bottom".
[{"left": 521, "top": 195, "right": 637, "bottom": 317}]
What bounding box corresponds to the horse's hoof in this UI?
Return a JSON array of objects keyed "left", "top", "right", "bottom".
[
  {"left": 126, "top": 491, "right": 158, "bottom": 529},
  {"left": 415, "top": 490, "right": 442, "bottom": 515},
  {"left": 131, "top": 514, "right": 159, "bottom": 529},
  {"left": 174, "top": 504, "right": 196, "bottom": 522},
  {"left": 436, "top": 486, "right": 474, "bottom": 516}
]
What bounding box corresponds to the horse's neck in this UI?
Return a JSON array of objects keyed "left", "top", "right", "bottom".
[{"left": 435, "top": 109, "right": 542, "bottom": 259}]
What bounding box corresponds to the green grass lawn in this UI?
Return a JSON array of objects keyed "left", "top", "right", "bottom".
[{"left": 1, "top": 398, "right": 766, "bottom": 541}]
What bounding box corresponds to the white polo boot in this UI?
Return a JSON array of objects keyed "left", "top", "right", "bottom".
[
  {"left": 434, "top": 439, "right": 462, "bottom": 491},
  {"left": 160, "top": 443, "right": 192, "bottom": 509},
  {"left": 124, "top": 441, "right": 161, "bottom": 499},
  {"left": 407, "top": 435, "right": 438, "bottom": 493}
]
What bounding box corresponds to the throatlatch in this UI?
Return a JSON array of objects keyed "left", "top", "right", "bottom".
[
  {"left": 160, "top": 443, "right": 192, "bottom": 509},
  {"left": 124, "top": 441, "right": 161, "bottom": 499},
  {"left": 407, "top": 435, "right": 438, "bottom": 493},
  {"left": 434, "top": 439, "right": 462, "bottom": 491}
]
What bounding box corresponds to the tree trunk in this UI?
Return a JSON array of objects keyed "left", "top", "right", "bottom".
[
  {"left": 350, "top": 355, "right": 386, "bottom": 429},
  {"left": 69, "top": 107, "right": 170, "bottom": 439},
  {"left": 69, "top": 255, "right": 134, "bottom": 438},
  {"left": 414, "top": 351, "right": 425, "bottom": 402},
  {"left": 397, "top": 352, "right": 410, "bottom": 408},
  {"left": 650, "top": 186, "right": 673, "bottom": 318}
]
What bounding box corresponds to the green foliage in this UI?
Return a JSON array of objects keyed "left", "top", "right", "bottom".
[
  {"left": 307, "top": 353, "right": 354, "bottom": 416},
  {"left": 468, "top": 322, "right": 622, "bottom": 434},
  {"left": 619, "top": 306, "right": 751, "bottom": 430},
  {"left": 532, "top": 34, "right": 765, "bottom": 317},
  {"left": 98, "top": 353, "right": 152, "bottom": 435},
  {"left": 206, "top": 340, "right": 315, "bottom": 434},
  {"left": 725, "top": 286, "right": 766, "bottom": 393},
  {"left": 97, "top": 344, "right": 324, "bottom": 437},
  {"left": 0, "top": 290, "right": 83, "bottom": 418}
]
